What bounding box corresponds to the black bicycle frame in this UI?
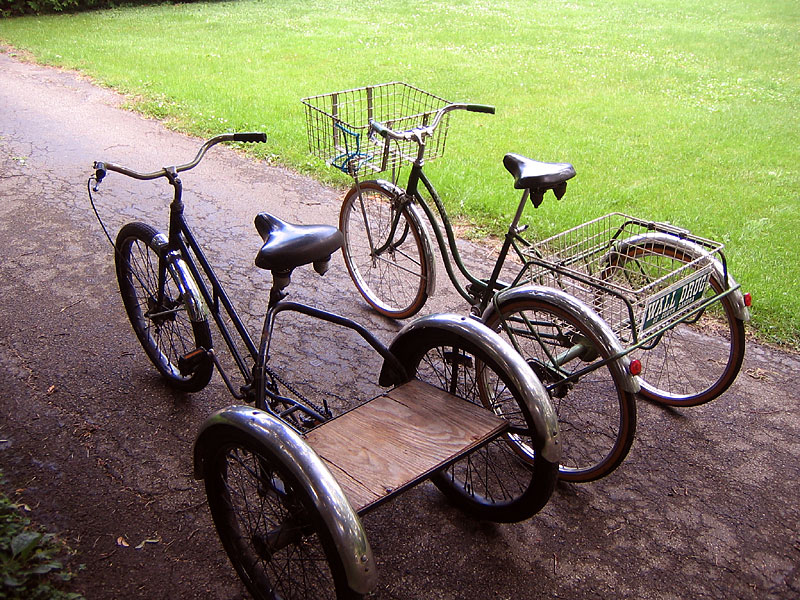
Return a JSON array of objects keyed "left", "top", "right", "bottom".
[
  {"left": 391, "top": 162, "right": 529, "bottom": 316},
  {"left": 161, "top": 171, "right": 406, "bottom": 424}
]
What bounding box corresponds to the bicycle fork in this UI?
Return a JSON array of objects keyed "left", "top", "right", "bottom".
[{"left": 353, "top": 178, "right": 413, "bottom": 264}]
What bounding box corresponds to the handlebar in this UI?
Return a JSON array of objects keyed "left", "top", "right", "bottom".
[
  {"left": 93, "top": 132, "right": 267, "bottom": 184},
  {"left": 464, "top": 104, "right": 496, "bottom": 114},
  {"left": 369, "top": 103, "right": 495, "bottom": 142}
]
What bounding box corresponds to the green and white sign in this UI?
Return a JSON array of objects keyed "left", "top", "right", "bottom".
[{"left": 642, "top": 267, "right": 712, "bottom": 332}]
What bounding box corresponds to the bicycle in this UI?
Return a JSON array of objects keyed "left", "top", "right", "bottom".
[
  {"left": 302, "top": 82, "right": 751, "bottom": 482},
  {"left": 89, "top": 133, "right": 561, "bottom": 600}
]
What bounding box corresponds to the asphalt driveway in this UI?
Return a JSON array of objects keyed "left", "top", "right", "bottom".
[{"left": 0, "top": 50, "right": 798, "bottom": 599}]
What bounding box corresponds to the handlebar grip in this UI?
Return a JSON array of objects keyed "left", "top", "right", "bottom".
[
  {"left": 369, "top": 119, "right": 390, "bottom": 139},
  {"left": 232, "top": 132, "right": 267, "bottom": 143},
  {"left": 466, "top": 104, "right": 496, "bottom": 115},
  {"left": 93, "top": 161, "right": 107, "bottom": 182}
]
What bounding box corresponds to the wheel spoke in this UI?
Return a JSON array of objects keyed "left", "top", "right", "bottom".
[
  {"left": 115, "top": 222, "right": 212, "bottom": 392},
  {"left": 340, "top": 182, "right": 429, "bottom": 318},
  {"left": 487, "top": 298, "right": 636, "bottom": 482}
]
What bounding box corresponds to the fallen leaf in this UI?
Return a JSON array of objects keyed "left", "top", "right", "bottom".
[
  {"left": 116, "top": 536, "right": 129, "bottom": 547},
  {"left": 745, "top": 368, "right": 773, "bottom": 381}
]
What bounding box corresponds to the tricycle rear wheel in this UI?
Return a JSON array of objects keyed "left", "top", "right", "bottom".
[
  {"left": 483, "top": 295, "right": 637, "bottom": 482},
  {"left": 393, "top": 329, "right": 558, "bottom": 523},
  {"left": 604, "top": 241, "right": 746, "bottom": 406},
  {"left": 202, "top": 428, "right": 362, "bottom": 600}
]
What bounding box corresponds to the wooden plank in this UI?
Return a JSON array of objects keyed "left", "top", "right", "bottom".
[
  {"left": 304, "top": 379, "right": 507, "bottom": 513},
  {"left": 318, "top": 458, "right": 381, "bottom": 511}
]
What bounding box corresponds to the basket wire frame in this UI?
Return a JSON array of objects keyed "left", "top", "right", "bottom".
[
  {"left": 522, "top": 213, "right": 727, "bottom": 344},
  {"left": 302, "top": 82, "right": 451, "bottom": 177}
]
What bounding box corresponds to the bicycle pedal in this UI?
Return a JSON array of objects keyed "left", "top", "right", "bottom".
[{"left": 178, "top": 348, "right": 209, "bottom": 376}]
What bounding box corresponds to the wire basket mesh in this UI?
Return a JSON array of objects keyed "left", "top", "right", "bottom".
[
  {"left": 523, "top": 213, "right": 727, "bottom": 343},
  {"left": 302, "top": 82, "right": 451, "bottom": 177}
]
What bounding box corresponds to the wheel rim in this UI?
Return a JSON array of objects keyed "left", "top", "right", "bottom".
[
  {"left": 341, "top": 186, "right": 427, "bottom": 318},
  {"left": 489, "top": 302, "right": 634, "bottom": 482},
  {"left": 210, "top": 443, "right": 341, "bottom": 600}
]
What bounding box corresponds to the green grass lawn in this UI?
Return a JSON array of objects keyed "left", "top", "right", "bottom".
[{"left": 1, "top": 0, "right": 797, "bottom": 346}]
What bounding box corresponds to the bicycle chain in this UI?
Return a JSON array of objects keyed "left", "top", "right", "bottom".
[{"left": 263, "top": 362, "right": 331, "bottom": 419}]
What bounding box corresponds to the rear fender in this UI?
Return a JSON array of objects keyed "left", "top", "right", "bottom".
[
  {"left": 481, "top": 285, "right": 641, "bottom": 394},
  {"left": 611, "top": 232, "right": 749, "bottom": 321},
  {"left": 378, "top": 313, "right": 560, "bottom": 464},
  {"left": 193, "top": 406, "right": 377, "bottom": 595}
]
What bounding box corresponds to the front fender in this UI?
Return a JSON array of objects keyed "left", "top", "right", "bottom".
[
  {"left": 374, "top": 179, "right": 437, "bottom": 296},
  {"left": 481, "top": 285, "right": 641, "bottom": 395},
  {"left": 150, "top": 232, "right": 208, "bottom": 323},
  {"left": 193, "top": 406, "right": 377, "bottom": 595},
  {"left": 165, "top": 251, "right": 208, "bottom": 323},
  {"left": 379, "top": 313, "right": 560, "bottom": 464}
]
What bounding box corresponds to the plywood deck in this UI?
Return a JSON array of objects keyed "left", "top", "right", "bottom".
[{"left": 304, "top": 379, "right": 507, "bottom": 513}]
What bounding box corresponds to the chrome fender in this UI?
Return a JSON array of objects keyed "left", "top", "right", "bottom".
[
  {"left": 151, "top": 232, "right": 208, "bottom": 323},
  {"left": 611, "top": 232, "right": 749, "bottom": 321},
  {"left": 193, "top": 406, "right": 377, "bottom": 595},
  {"left": 166, "top": 252, "right": 209, "bottom": 323},
  {"left": 481, "top": 285, "right": 641, "bottom": 395},
  {"left": 374, "top": 179, "right": 437, "bottom": 296},
  {"left": 379, "top": 313, "right": 560, "bottom": 464}
]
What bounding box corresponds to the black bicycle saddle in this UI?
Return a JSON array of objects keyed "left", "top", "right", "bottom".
[
  {"left": 503, "top": 153, "right": 576, "bottom": 191},
  {"left": 254, "top": 213, "right": 342, "bottom": 272}
]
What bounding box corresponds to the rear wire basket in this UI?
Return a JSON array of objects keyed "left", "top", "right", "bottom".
[
  {"left": 302, "top": 82, "right": 451, "bottom": 177},
  {"left": 522, "top": 213, "right": 727, "bottom": 344}
]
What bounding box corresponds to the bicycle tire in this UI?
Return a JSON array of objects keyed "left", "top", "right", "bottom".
[
  {"left": 484, "top": 295, "right": 637, "bottom": 482},
  {"left": 604, "top": 242, "right": 746, "bottom": 406},
  {"left": 202, "top": 427, "right": 362, "bottom": 600},
  {"left": 115, "top": 222, "right": 213, "bottom": 392},
  {"left": 339, "top": 180, "right": 429, "bottom": 319},
  {"left": 392, "top": 328, "right": 558, "bottom": 522}
]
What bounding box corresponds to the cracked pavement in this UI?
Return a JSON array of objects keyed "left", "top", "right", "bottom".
[{"left": 0, "top": 51, "right": 798, "bottom": 599}]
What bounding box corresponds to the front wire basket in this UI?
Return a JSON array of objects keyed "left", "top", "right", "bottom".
[
  {"left": 302, "top": 82, "right": 451, "bottom": 177},
  {"left": 521, "top": 213, "right": 728, "bottom": 344}
]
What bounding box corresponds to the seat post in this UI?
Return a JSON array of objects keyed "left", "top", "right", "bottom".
[
  {"left": 255, "top": 269, "right": 294, "bottom": 409},
  {"left": 268, "top": 270, "right": 293, "bottom": 309},
  {"left": 473, "top": 188, "right": 533, "bottom": 315}
]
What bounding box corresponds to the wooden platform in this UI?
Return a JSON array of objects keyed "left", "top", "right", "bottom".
[{"left": 304, "top": 379, "right": 507, "bottom": 514}]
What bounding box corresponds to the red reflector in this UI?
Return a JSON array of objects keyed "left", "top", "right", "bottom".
[
  {"left": 744, "top": 292, "right": 752, "bottom": 307},
  {"left": 629, "top": 359, "right": 642, "bottom": 376}
]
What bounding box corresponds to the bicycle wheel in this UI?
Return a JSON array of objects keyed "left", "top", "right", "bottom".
[
  {"left": 393, "top": 329, "right": 558, "bottom": 522},
  {"left": 604, "top": 241, "right": 746, "bottom": 406},
  {"left": 202, "top": 428, "right": 361, "bottom": 600},
  {"left": 484, "top": 296, "right": 637, "bottom": 482},
  {"left": 115, "top": 222, "right": 213, "bottom": 392},
  {"left": 339, "top": 180, "right": 429, "bottom": 319}
]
